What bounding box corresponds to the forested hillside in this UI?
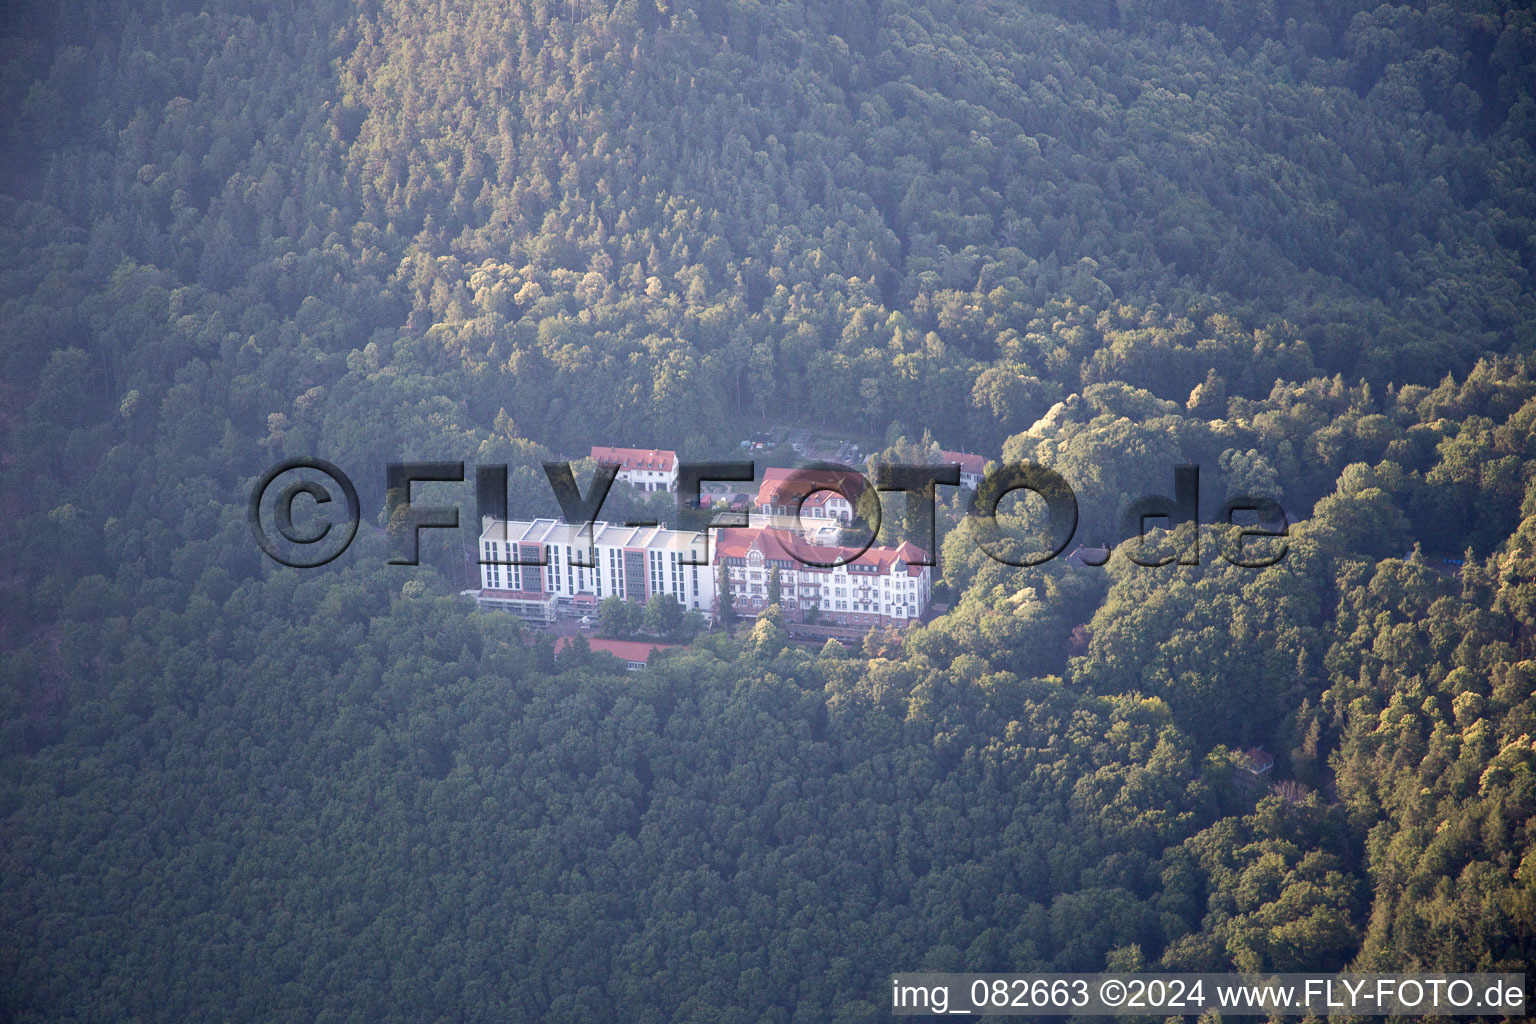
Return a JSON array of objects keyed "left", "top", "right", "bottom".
[{"left": 1, "top": 0, "right": 1533, "bottom": 1018}]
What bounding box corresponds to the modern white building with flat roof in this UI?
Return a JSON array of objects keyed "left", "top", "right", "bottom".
[{"left": 476, "top": 518, "right": 715, "bottom": 621}]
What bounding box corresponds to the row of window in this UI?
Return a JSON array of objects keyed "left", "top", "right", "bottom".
[
  {"left": 484, "top": 542, "right": 703, "bottom": 606},
  {"left": 486, "top": 543, "right": 920, "bottom": 607}
]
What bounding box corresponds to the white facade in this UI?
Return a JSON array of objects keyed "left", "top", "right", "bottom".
[
  {"left": 622, "top": 466, "right": 676, "bottom": 492},
  {"left": 477, "top": 518, "right": 714, "bottom": 620},
  {"left": 756, "top": 493, "right": 854, "bottom": 522}
]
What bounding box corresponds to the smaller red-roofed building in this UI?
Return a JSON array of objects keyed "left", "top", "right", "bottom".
[
  {"left": 754, "top": 467, "right": 866, "bottom": 523},
  {"left": 1241, "top": 747, "right": 1275, "bottom": 774},
  {"left": 554, "top": 635, "right": 675, "bottom": 671},
  {"left": 590, "top": 446, "right": 679, "bottom": 493},
  {"left": 939, "top": 450, "right": 987, "bottom": 490}
]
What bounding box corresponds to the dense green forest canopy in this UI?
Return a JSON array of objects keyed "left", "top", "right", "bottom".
[{"left": 1, "top": 0, "right": 1533, "bottom": 1019}]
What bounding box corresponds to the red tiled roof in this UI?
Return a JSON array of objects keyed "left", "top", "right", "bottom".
[
  {"left": 755, "top": 466, "right": 867, "bottom": 508},
  {"left": 554, "top": 636, "right": 675, "bottom": 663},
  {"left": 940, "top": 450, "right": 987, "bottom": 476},
  {"left": 590, "top": 446, "right": 677, "bottom": 472},
  {"left": 715, "top": 527, "right": 927, "bottom": 575},
  {"left": 1242, "top": 747, "right": 1275, "bottom": 772}
]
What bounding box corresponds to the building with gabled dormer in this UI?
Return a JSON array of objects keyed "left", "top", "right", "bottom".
[
  {"left": 715, "top": 527, "right": 931, "bottom": 631},
  {"left": 754, "top": 466, "right": 864, "bottom": 523}
]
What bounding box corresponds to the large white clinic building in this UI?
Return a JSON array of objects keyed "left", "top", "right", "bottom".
[{"left": 475, "top": 516, "right": 932, "bottom": 631}]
